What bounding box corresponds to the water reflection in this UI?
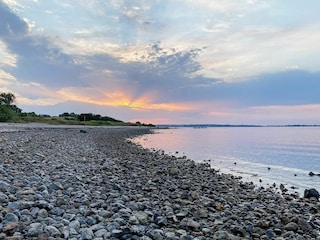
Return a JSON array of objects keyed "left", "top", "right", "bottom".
[{"left": 133, "top": 127, "right": 320, "bottom": 196}]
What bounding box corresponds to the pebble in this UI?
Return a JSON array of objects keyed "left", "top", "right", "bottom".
[{"left": 0, "top": 125, "right": 319, "bottom": 239}]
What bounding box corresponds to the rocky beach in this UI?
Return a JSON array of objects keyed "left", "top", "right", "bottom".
[{"left": 0, "top": 124, "right": 320, "bottom": 239}]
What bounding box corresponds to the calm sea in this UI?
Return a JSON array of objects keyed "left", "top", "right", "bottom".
[{"left": 133, "top": 127, "right": 320, "bottom": 196}]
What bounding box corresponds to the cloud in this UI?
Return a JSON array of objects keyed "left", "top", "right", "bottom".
[
  {"left": 185, "top": 0, "right": 248, "bottom": 12},
  {"left": 1, "top": 0, "right": 320, "bottom": 125},
  {"left": 235, "top": 70, "right": 320, "bottom": 106},
  {"left": 0, "top": 2, "right": 91, "bottom": 88},
  {"left": 0, "top": 40, "right": 17, "bottom": 67},
  {"left": 0, "top": 1, "right": 28, "bottom": 37},
  {"left": 181, "top": 70, "right": 320, "bottom": 107}
]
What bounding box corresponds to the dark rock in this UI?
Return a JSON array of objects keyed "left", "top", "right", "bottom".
[
  {"left": 230, "top": 225, "right": 247, "bottom": 237},
  {"left": 265, "top": 229, "right": 275, "bottom": 238},
  {"left": 180, "top": 235, "right": 193, "bottom": 240},
  {"left": 273, "top": 228, "right": 282, "bottom": 235},
  {"left": 308, "top": 171, "right": 320, "bottom": 176},
  {"left": 304, "top": 188, "right": 320, "bottom": 200}
]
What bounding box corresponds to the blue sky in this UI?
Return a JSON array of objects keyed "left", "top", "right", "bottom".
[{"left": 1, "top": 0, "right": 320, "bottom": 124}]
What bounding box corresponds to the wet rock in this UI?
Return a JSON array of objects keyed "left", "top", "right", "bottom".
[{"left": 304, "top": 188, "right": 320, "bottom": 200}]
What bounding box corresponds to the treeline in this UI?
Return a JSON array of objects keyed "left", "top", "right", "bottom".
[
  {"left": 0, "top": 92, "right": 154, "bottom": 127},
  {"left": 59, "top": 112, "right": 122, "bottom": 122},
  {"left": 0, "top": 91, "right": 126, "bottom": 123}
]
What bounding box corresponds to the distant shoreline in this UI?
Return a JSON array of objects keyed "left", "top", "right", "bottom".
[
  {"left": 156, "top": 124, "right": 320, "bottom": 128},
  {"left": 0, "top": 122, "right": 152, "bottom": 130}
]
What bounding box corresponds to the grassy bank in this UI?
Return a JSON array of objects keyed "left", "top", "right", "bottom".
[{"left": 12, "top": 116, "right": 154, "bottom": 127}]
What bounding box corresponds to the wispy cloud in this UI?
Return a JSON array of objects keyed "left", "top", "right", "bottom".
[{"left": 1, "top": 0, "right": 320, "bottom": 124}]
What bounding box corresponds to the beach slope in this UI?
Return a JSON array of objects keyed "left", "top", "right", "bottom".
[{"left": 0, "top": 125, "right": 319, "bottom": 239}]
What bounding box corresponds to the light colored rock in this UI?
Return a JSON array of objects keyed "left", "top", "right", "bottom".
[
  {"left": 168, "top": 167, "right": 179, "bottom": 175},
  {"left": 134, "top": 211, "right": 149, "bottom": 224},
  {"left": 284, "top": 222, "right": 299, "bottom": 231}
]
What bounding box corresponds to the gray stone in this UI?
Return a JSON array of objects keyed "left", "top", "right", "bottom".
[
  {"left": 45, "top": 225, "right": 61, "bottom": 237},
  {"left": 187, "top": 219, "right": 201, "bottom": 230},
  {"left": 50, "top": 207, "right": 65, "bottom": 216},
  {"left": 27, "top": 223, "right": 44, "bottom": 237},
  {"left": 49, "top": 182, "right": 64, "bottom": 190},
  {"left": 4, "top": 213, "right": 19, "bottom": 223},
  {"left": 134, "top": 211, "right": 149, "bottom": 224},
  {"left": 0, "top": 193, "right": 9, "bottom": 203},
  {"left": 7, "top": 202, "right": 20, "bottom": 211},
  {"left": 111, "top": 229, "right": 124, "bottom": 238},
  {"left": 0, "top": 180, "right": 10, "bottom": 191},
  {"left": 168, "top": 167, "right": 179, "bottom": 175},
  {"left": 37, "top": 208, "right": 48, "bottom": 219},
  {"left": 81, "top": 228, "right": 94, "bottom": 240},
  {"left": 94, "top": 229, "right": 108, "bottom": 237},
  {"left": 129, "top": 215, "right": 140, "bottom": 225},
  {"left": 284, "top": 222, "right": 299, "bottom": 231},
  {"left": 213, "top": 230, "right": 232, "bottom": 240},
  {"left": 2, "top": 222, "right": 19, "bottom": 232}
]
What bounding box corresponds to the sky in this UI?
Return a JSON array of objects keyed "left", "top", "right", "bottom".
[{"left": 1, "top": 0, "right": 320, "bottom": 125}]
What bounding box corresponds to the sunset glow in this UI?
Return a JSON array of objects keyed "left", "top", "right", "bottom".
[{"left": 1, "top": 0, "right": 320, "bottom": 124}]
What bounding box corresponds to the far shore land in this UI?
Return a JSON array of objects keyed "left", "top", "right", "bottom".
[{"left": 0, "top": 124, "right": 320, "bottom": 239}]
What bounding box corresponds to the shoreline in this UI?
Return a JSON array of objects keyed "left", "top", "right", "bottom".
[
  {"left": 0, "top": 125, "right": 320, "bottom": 239},
  {"left": 133, "top": 127, "right": 320, "bottom": 198}
]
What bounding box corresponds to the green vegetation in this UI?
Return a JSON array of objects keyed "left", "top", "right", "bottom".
[
  {"left": 0, "top": 92, "right": 155, "bottom": 127},
  {"left": 0, "top": 92, "right": 22, "bottom": 122}
]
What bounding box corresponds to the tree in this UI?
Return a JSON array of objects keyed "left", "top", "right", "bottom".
[
  {"left": 0, "top": 92, "right": 16, "bottom": 106},
  {"left": 0, "top": 105, "right": 14, "bottom": 122},
  {"left": 0, "top": 92, "right": 22, "bottom": 121}
]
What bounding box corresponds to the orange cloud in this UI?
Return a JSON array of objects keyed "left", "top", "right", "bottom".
[{"left": 58, "top": 87, "right": 194, "bottom": 112}]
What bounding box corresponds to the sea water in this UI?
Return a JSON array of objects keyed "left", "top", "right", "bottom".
[{"left": 133, "top": 127, "right": 320, "bottom": 196}]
